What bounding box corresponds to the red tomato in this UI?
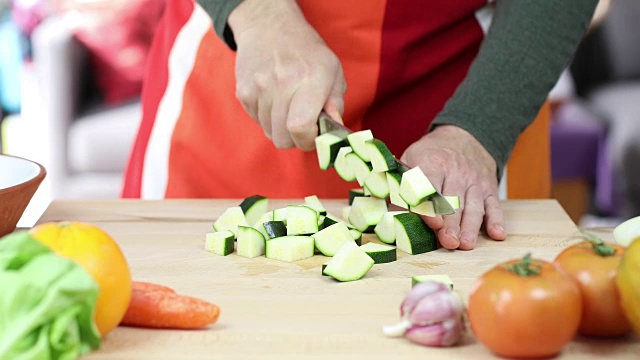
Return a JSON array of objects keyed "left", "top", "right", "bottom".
[
  {"left": 554, "top": 240, "right": 631, "bottom": 337},
  {"left": 468, "top": 254, "right": 582, "bottom": 358}
]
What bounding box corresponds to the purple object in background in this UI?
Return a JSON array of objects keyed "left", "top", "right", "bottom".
[{"left": 551, "top": 102, "right": 618, "bottom": 216}]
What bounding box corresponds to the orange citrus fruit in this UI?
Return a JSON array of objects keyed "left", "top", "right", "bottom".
[{"left": 29, "top": 221, "right": 132, "bottom": 336}]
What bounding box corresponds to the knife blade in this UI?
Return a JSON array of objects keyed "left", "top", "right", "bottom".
[{"left": 317, "top": 111, "right": 455, "bottom": 215}]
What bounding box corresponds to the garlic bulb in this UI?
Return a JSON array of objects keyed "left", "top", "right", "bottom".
[{"left": 383, "top": 281, "right": 465, "bottom": 347}]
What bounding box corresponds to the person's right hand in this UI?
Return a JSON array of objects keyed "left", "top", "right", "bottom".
[{"left": 228, "top": 0, "right": 346, "bottom": 150}]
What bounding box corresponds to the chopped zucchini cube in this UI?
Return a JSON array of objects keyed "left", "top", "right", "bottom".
[
  {"left": 324, "top": 241, "right": 375, "bottom": 282},
  {"left": 265, "top": 236, "right": 315, "bottom": 262},
  {"left": 204, "top": 231, "right": 235, "bottom": 256}
]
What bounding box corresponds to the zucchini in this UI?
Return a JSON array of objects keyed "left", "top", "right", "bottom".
[
  {"left": 348, "top": 196, "right": 388, "bottom": 233},
  {"left": 321, "top": 262, "right": 329, "bottom": 276},
  {"left": 315, "top": 133, "right": 348, "bottom": 170},
  {"left": 265, "top": 235, "right": 315, "bottom": 262},
  {"left": 318, "top": 215, "right": 338, "bottom": 231},
  {"left": 346, "top": 130, "right": 374, "bottom": 162},
  {"left": 349, "top": 228, "right": 362, "bottom": 246},
  {"left": 411, "top": 274, "right": 454, "bottom": 289},
  {"left": 262, "top": 221, "right": 287, "bottom": 239},
  {"left": 411, "top": 196, "right": 460, "bottom": 217},
  {"left": 393, "top": 212, "right": 437, "bottom": 255},
  {"left": 252, "top": 210, "right": 274, "bottom": 239},
  {"left": 213, "top": 206, "right": 249, "bottom": 236},
  {"left": 346, "top": 152, "right": 372, "bottom": 186},
  {"left": 286, "top": 205, "right": 319, "bottom": 235},
  {"left": 204, "top": 231, "right": 235, "bottom": 256},
  {"left": 387, "top": 171, "right": 408, "bottom": 209},
  {"left": 239, "top": 194, "right": 268, "bottom": 226},
  {"left": 365, "top": 139, "right": 397, "bottom": 172},
  {"left": 334, "top": 146, "right": 357, "bottom": 182},
  {"left": 399, "top": 167, "right": 436, "bottom": 207},
  {"left": 273, "top": 207, "right": 288, "bottom": 223},
  {"left": 348, "top": 188, "right": 366, "bottom": 205},
  {"left": 323, "top": 241, "right": 375, "bottom": 282},
  {"left": 374, "top": 210, "right": 408, "bottom": 244},
  {"left": 359, "top": 242, "right": 397, "bottom": 264},
  {"left": 342, "top": 206, "right": 351, "bottom": 222},
  {"left": 311, "top": 222, "right": 355, "bottom": 257},
  {"left": 364, "top": 171, "right": 390, "bottom": 199},
  {"left": 236, "top": 226, "right": 266, "bottom": 258},
  {"left": 304, "top": 195, "right": 327, "bottom": 216}
]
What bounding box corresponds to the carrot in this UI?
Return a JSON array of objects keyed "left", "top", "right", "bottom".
[{"left": 120, "top": 281, "right": 220, "bottom": 329}]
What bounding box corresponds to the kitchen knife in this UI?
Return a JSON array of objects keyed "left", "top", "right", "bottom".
[{"left": 317, "top": 112, "right": 456, "bottom": 215}]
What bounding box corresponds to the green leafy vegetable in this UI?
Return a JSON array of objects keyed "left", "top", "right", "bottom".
[{"left": 0, "top": 231, "right": 101, "bottom": 359}]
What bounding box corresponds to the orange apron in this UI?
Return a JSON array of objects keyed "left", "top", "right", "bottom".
[{"left": 123, "top": 0, "right": 489, "bottom": 199}]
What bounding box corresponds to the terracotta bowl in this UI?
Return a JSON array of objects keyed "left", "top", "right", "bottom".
[{"left": 0, "top": 154, "right": 46, "bottom": 237}]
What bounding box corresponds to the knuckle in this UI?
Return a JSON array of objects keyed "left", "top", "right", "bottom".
[{"left": 235, "top": 84, "right": 253, "bottom": 103}]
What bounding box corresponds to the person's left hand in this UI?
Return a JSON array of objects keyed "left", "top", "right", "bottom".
[{"left": 400, "top": 125, "right": 507, "bottom": 250}]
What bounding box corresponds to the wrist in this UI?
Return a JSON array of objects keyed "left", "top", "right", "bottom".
[
  {"left": 431, "top": 125, "right": 498, "bottom": 173},
  {"left": 228, "top": 0, "right": 304, "bottom": 43}
]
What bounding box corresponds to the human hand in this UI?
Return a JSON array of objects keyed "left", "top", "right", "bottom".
[
  {"left": 228, "top": 0, "right": 346, "bottom": 150},
  {"left": 400, "top": 125, "right": 507, "bottom": 250}
]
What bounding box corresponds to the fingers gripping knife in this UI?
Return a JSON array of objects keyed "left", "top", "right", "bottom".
[{"left": 317, "top": 112, "right": 455, "bottom": 215}]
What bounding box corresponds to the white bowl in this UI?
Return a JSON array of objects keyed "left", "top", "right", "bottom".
[{"left": 0, "top": 154, "right": 46, "bottom": 237}]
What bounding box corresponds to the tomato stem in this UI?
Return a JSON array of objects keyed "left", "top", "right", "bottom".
[
  {"left": 506, "top": 253, "right": 541, "bottom": 277},
  {"left": 581, "top": 230, "right": 617, "bottom": 257}
]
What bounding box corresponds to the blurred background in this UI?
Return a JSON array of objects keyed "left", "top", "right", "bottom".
[{"left": 0, "top": 0, "right": 638, "bottom": 228}]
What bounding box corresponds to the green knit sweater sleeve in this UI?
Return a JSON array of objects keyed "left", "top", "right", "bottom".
[
  {"left": 196, "top": 0, "right": 244, "bottom": 49},
  {"left": 431, "top": 0, "right": 598, "bottom": 178}
]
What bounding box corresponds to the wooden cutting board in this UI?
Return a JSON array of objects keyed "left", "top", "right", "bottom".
[{"left": 37, "top": 199, "right": 639, "bottom": 359}]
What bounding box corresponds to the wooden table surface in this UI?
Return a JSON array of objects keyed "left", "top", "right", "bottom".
[{"left": 37, "top": 199, "right": 639, "bottom": 359}]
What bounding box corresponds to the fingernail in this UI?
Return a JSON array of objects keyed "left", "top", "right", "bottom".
[
  {"left": 445, "top": 229, "right": 458, "bottom": 241},
  {"left": 493, "top": 225, "right": 505, "bottom": 235}
]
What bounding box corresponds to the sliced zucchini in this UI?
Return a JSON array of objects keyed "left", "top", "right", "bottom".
[
  {"left": 239, "top": 194, "right": 268, "bottom": 226},
  {"left": 364, "top": 171, "right": 390, "bottom": 199},
  {"left": 444, "top": 195, "right": 461, "bottom": 209},
  {"left": 334, "top": 146, "right": 357, "bottom": 182},
  {"left": 318, "top": 215, "right": 338, "bottom": 231},
  {"left": 348, "top": 197, "right": 388, "bottom": 233},
  {"left": 321, "top": 262, "right": 330, "bottom": 276},
  {"left": 265, "top": 235, "right": 315, "bottom": 262},
  {"left": 365, "top": 139, "right": 397, "bottom": 172},
  {"left": 286, "top": 205, "right": 319, "bottom": 235},
  {"left": 204, "top": 231, "right": 235, "bottom": 256},
  {"left": 348, "top": 188, "right": 366, "bottom": 205},
  {"left": 374, "top": 210, "right": 408, "bottom": 244},
  {"left": 273, "top": 207, "right": 288, "bottom": 223},
  {"left": 399, "top": 167, "right": 436, "bottom": 207},
  {"left": 411, "top": 196, "right": 461, "bottom": 217},
  {"left": 324, "top": 241, "right": 375, "bottom": 282},
  {"left": 263, "top": 220, "right": 287, "bottom": 239},
  {"left": 411, "top": 274, "right": 454, "bottom": 289},
  {"left": 236, "top": 226, "right": 266, "bottom": 258},
  {"left": 346, "top": 152, "right": 372, "bottom": 186},
  {"left": 346, "top": 130, "right": 374, "bottom": 162},
  {"left": 349, "top": 228, "right": 362, "bottom": 246},
  {"left": 311, "top": 222, "right": 355, "bottom": 257},
  {"left": 315, "top": 133, "right": 348, "bottom": 170},
  {"left": 252, "top": 210, "right": 274, "bottom": 239},
  {"left": 304, "top": 195, "right": 327, "bottom": 216},
  {"left": 387, "top": 171, "right": 408, "bottom": 209},
  {"left": 393, "top": 212, "right": 437, "bottom": 255},
  {"left": 213, "top": 206, "right": 249, "bottom": 236},
  {"left": 342, "top": 206, "right": 351, "bottom": 222},
  {"left": 359, "top": 242, "right": 397, "bottom": 264}
]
